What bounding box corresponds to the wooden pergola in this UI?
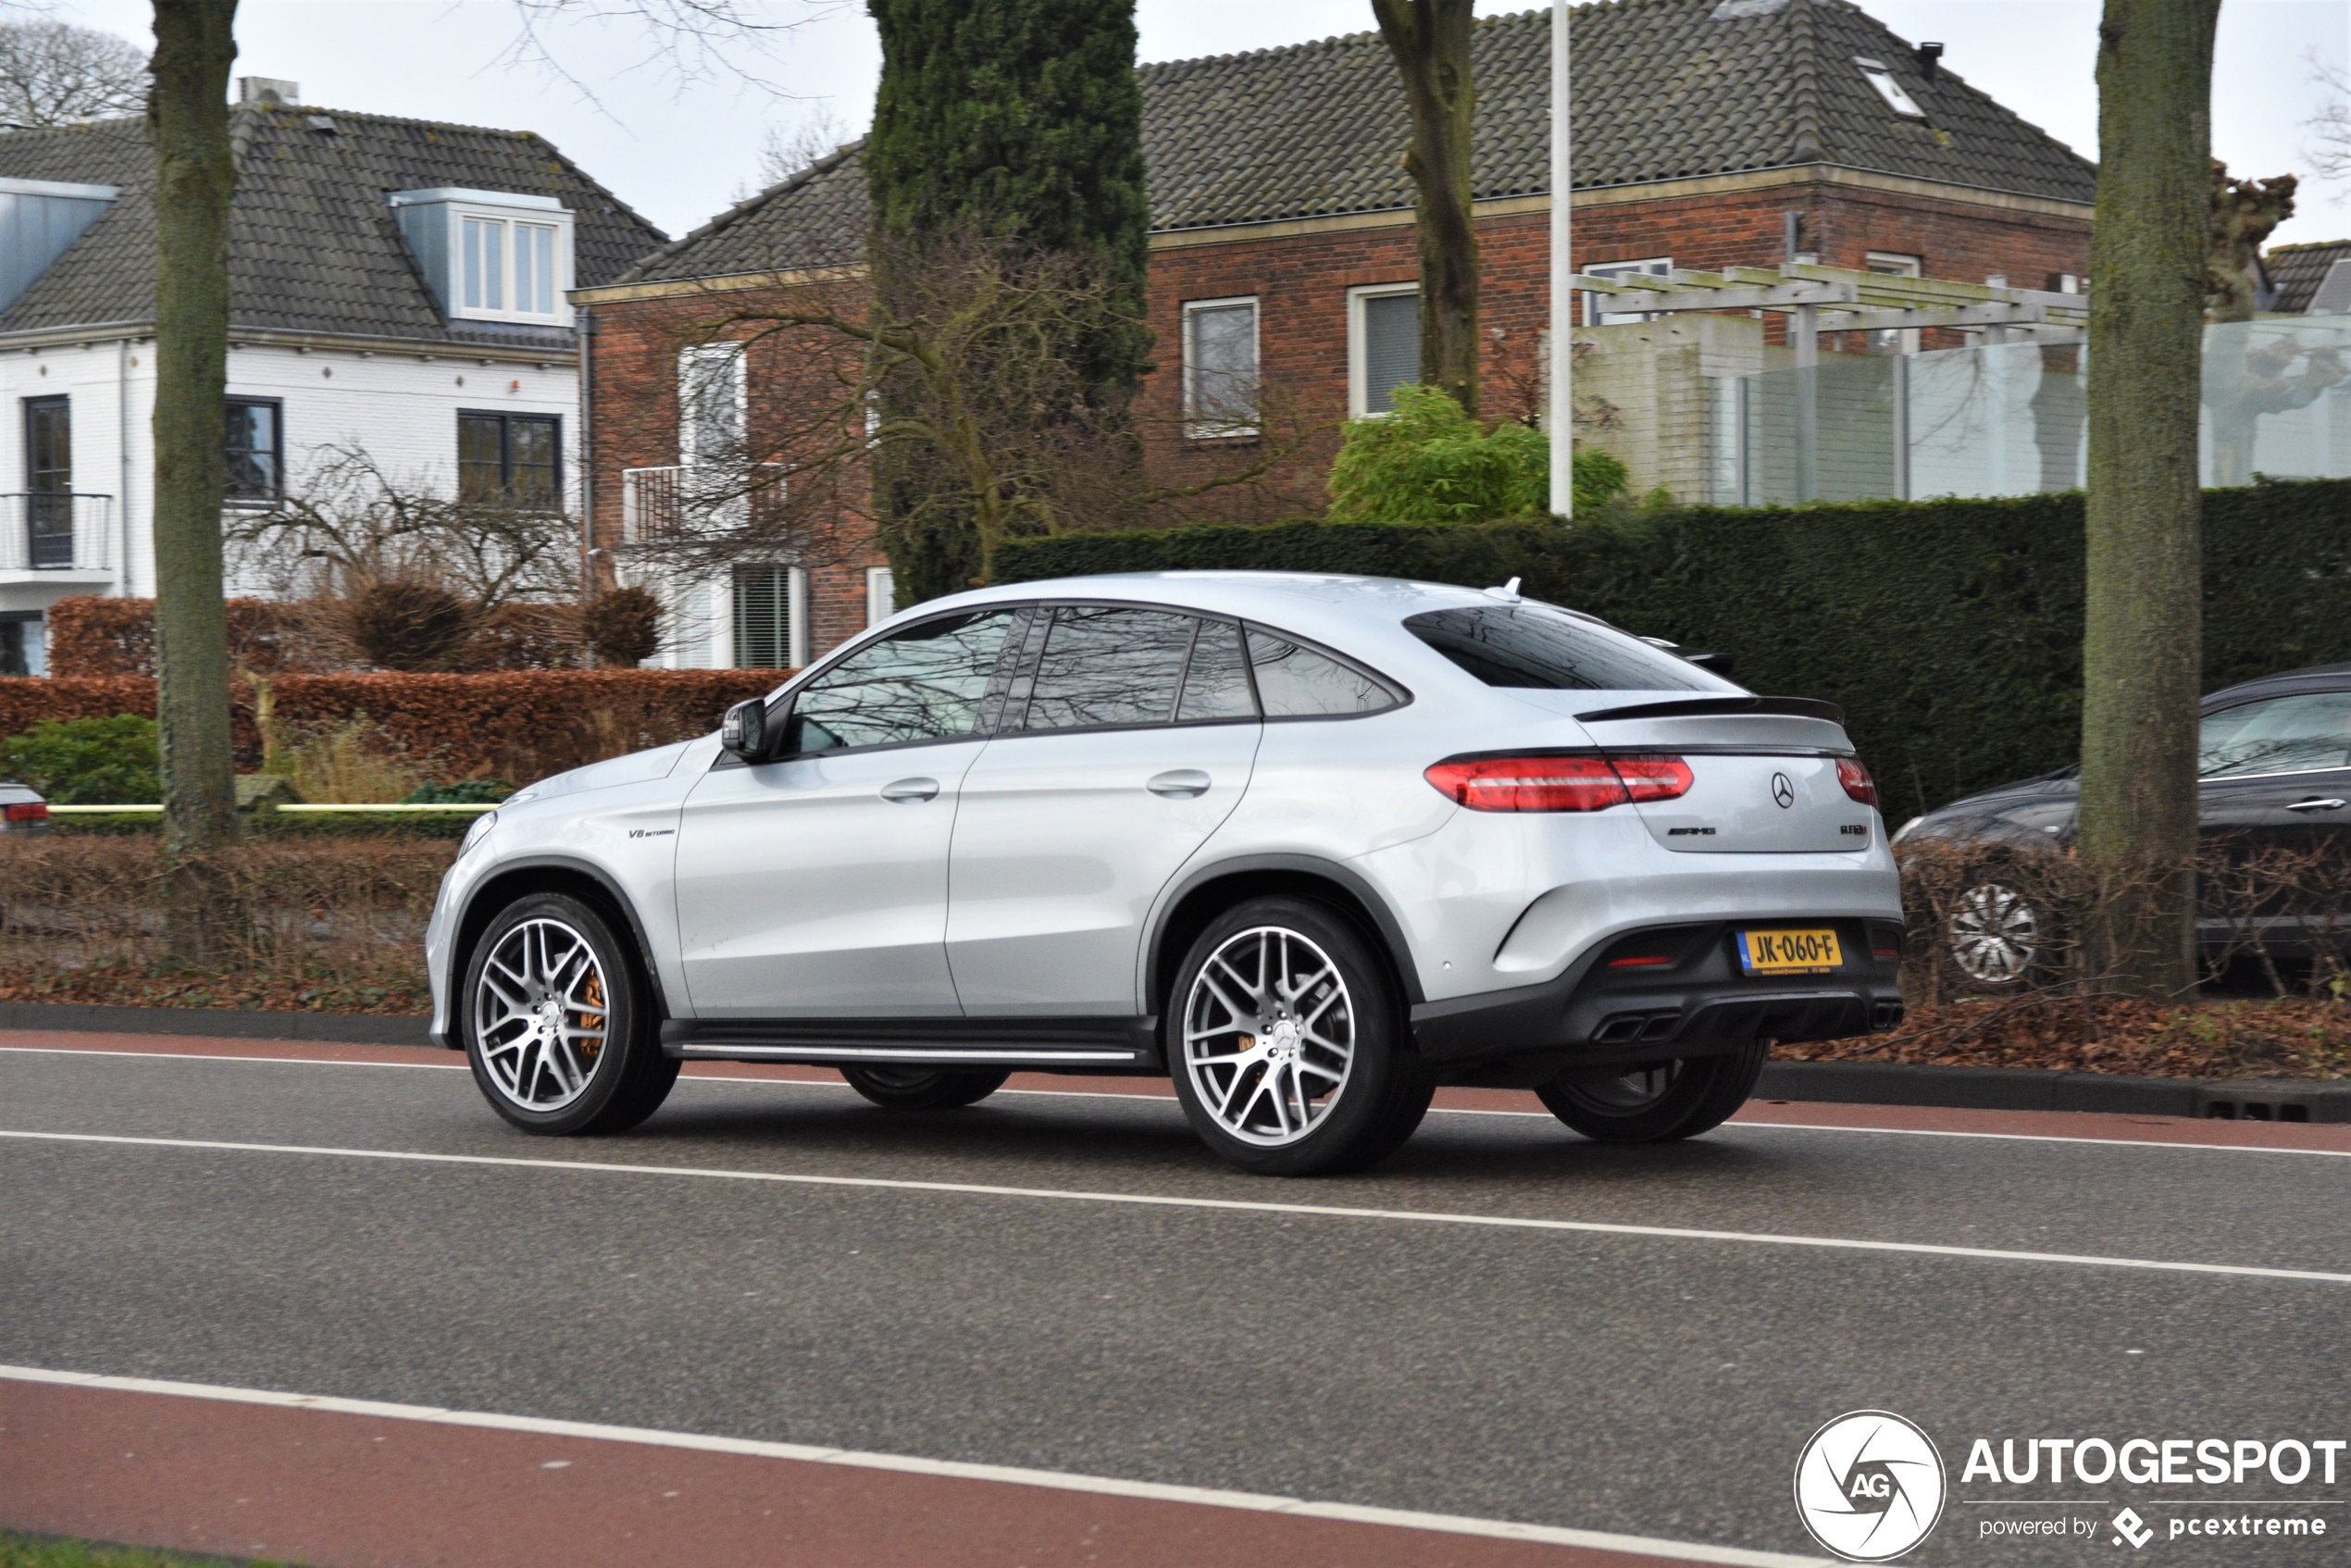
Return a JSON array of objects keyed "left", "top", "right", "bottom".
[{"left": 1570, "top": 261, "right": 2089, "bottom": 366}]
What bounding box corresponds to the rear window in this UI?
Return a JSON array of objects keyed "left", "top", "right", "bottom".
[{"left": 1403, "top": 604, "right": 1738, "bottom": 692}]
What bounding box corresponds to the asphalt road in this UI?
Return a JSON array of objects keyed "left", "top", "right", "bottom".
[{"left": 4, "top": 1038, "right": 2349, "bottom": 1566}]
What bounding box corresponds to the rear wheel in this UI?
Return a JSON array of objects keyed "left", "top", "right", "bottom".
[
  {"left": 462, "top": 891, "right": 678, "bottom": 1136},
  {"left": 841, "top": 1064, "right": 1011, "bottom": 1110},
  {"left": 1167, "top": 897, "right": 1433, "bottom": 1176},
  {"left": 1536, "top": 1038, "right": 1767, "bottom": 1143}
]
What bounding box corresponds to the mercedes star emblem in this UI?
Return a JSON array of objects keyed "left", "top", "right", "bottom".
[{"left": 1771, "top": 772, "right": 1796, "bottom": 809}]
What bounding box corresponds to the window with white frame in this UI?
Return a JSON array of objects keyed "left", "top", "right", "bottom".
[
  {"left": 1349, "top": 283, "right": 1420, "bottom": 417},
  {"left": 1865, "top": 253, "right": 1922, "bottom": 355},
  {"left": 1582, "top": 256, "right": 1673, "bottom": 326},
  {"left": 678, "top": 343, "right": 747, "bottom": 466},
  {"left": 1183, "top": 295, "right": 1259, "bottom": 436},
  {"left": 732, "top": 564, "right": 808, "bottom": 669},
  {"left": 866, "top": 566, "right": 896, "bottom": 626},
  {"left": 389, "top": 187, "right": 575, "bottom": 326},
  {"left": 1855, "top": 57, "right": 1926, "bottom": 118}
]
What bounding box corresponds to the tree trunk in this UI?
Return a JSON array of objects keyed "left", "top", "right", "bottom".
[
  {"left": 2079, "top": 0, "right": 2220, "bottom": 998},
  {"left": 148, "top": 0, "right": 241, "bottom": 959},
  {"left": 1372, "top": 0, "right": 1480, "bottom": 417}
]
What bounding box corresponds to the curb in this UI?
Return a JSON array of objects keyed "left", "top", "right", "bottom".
[
  {"left": 1757, "top": 1060, "right": 2351, "bottom": 1124},
  {"left": 1, "top": 1002, "right": 2342, "bottom": 1122},
  {"left": 0, "top": 1002, "right": 436, "bottom": 1048}
]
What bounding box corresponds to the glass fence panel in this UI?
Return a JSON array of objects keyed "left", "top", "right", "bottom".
[{"left": 1722, "top": 316, "right": 2351, "bottom": 504}]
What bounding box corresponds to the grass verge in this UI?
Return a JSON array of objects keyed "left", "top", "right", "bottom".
[{"left": 0, "top": 1533, "right": 287, "bottom": 1568}]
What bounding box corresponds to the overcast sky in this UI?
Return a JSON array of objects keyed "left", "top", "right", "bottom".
[{"left": 62, "top": 0, "right": 2351, "bottom": 249}]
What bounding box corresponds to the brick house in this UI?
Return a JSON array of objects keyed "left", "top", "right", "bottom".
[
  {"left": 576, "top": 0, "right": 2095, "bottom": 666},
  {"left": 0, "top": 77, "right": 665, "bottom": 674}
]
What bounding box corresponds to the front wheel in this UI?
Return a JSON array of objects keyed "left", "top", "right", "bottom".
[
  {"left": 841, "top": 1064, "right": 1011, "bottom": 1110},
  {"left": 1536, "top": 1038, "right": 1767, "bottom": 1143},
  {"left": 462, "top": 891, "right": 678, "bottom": 1136},
  {"left": 1167, "top": 897, "right": 1433, "bottom": 1176}
]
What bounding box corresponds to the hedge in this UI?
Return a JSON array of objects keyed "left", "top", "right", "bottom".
[
  {"left": 0, "top": 669, "right": 786, "bottom": 784},
  {"left": 994, "top": 479, "right": 2351, "bottom": 825}
]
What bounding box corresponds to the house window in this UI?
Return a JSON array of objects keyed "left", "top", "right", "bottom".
[
  {"left": 678, "top": 344, "right": 747, "bottom": 466},
  {"left": 1865, "top": 253, "right": 1922, "bottom": 355},
  {"left": 0, "top": 611, "right": 44, "bottom": 677},
  {"left": 732, "top": 564, "right": 803, "bottom": 668},
  {"left": 1349, "top": 283, "right": 1420, "bottom": 417},
  {"left": 23, "top": 395, "right": 70, "bottom": 568},
  {"left": 388, "top": 188, "right": 574, "bottom": 326},
  {"left": 1855, "top": 57, "right": 1926, "bottom": 118},
  {"left": 865, "top": 566, "right": 896, "bottom": 626},
  {"left": 1183, "top": 296, "right": 1259, "bottom": 436},
  {"left": 1582, "top": 256, "right": 1673, "bottom": 326},
  {"left": 224, "top": 398, "right": 282, "bottom": 504},
  {"left": 457, "top": 411, "right": 561, "bottom": 508}
]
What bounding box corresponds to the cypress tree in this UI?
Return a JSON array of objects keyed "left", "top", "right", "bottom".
[{"left": 865, "top": 0, "right": 1151, "bottom": 603}]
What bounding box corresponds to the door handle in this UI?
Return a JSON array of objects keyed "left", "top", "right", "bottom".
[
  {"left": 879, "top": 777, "right": 939, "bottom": 803},
  {"left": 2284, "top": 797, "right": 2347, "bottom": 813},
  {"left": 1147, "top": 768, "right": 1213, "bottom": 799}
]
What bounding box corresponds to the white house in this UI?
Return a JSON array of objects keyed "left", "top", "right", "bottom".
[{"left": 0, "top": 78, "right": 666, "bottom": 673}]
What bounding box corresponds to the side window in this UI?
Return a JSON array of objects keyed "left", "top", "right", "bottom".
[
  {"left": 2198, "top": 692, "right": 2351, "bottom": 778},
  {"left": 1176, "top": 617, "right": 1257, "bottom": 722},
  {"left": 1247, "top": 628, "right": 1400, "bottom": 719},
  {"left": 783, "top": 610, "right": 1018, "bottom": 754},
  {"left": 1019, "top": 606, "right": 1195, "bottom": 732}
]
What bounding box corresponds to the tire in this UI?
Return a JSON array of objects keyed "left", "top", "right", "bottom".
[
  {"left": 1166, "top": 896, "right": 1433, "bottom": 1176},
  {"left": 461, "top": 891, "right": 678, "bottom": 1136},
  {"left": 841, "top": 1064, "right": 1012, "bottom": 1110},
  {"left": 1536, "top": 1037, "right": 1767, "bottom": 1143},
  {"left": 1946, "top": 879, "right": 2048, "bottom": 988}
]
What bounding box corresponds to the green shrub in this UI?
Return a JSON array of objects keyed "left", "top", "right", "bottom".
[
  {"left": 0, "top": 714, "right": 160, "bottom": 803},
  {"left": 994, "top": 478, "right": 2351, "bottom": 827},
  {"left": 1325, "top": 385, "right": 1549, "bottom": 523}
]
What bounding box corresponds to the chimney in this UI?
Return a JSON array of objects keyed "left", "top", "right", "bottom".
[
  {"left": 238, "top": 77, "right": 299, "bottom": 107},
  {"left": 1913, "top": 43, "right": 1943, "bottom": 82}
]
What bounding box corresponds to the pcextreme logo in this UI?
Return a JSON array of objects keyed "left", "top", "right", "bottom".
[{"left": 1794, "top": 1410, "right": 1949, "bottom": 1562}]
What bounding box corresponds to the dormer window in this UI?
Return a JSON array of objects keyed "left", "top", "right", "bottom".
[{"left": 390, "top": 187, "right": 575, "bottom": 325}]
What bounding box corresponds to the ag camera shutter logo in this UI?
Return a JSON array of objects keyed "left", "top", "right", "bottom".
[{"left": 1794, "top": 1410, "right": 1947, "bottom": 1562}]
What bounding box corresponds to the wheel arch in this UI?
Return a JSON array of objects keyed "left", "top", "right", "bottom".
[
  {"left": 453, "top": 857, "right": 672, "bottom": 1031},
  {"left": 1145, "top": 854, "right": 1425, "bottom": 1019}
]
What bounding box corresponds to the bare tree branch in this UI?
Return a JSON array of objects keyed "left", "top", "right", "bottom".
[{"left": 0, "top": 19, "right": 146, "bottom": 127}]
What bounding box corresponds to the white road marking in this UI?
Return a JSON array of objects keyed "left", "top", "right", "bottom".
[
  {"left": 4, "top": 1126, "right": 2345, "bottom": 1285},
  {"left": 0, "top": 1363, "right": 1822, "bottom": 1567},
  {"left": 5, "top": 1045, "right": 2349, "bottom": 1160}
]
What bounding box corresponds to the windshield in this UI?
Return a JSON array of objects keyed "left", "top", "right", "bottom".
[{"left": 1402, "top": 604, "right": 1740, "bottom": 693}]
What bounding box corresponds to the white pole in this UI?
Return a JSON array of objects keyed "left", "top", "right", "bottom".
[{"left": 1547, "top": 0, "right": 1573, "bottom": 517}]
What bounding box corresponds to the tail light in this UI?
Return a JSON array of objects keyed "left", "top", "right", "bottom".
[
  {"left": 1836, "top": 757, "right": 1877, "bottom": 807},
  {"left": 1424, "top": 753, "right": 1692, "bottom": 813},
  {"left": 4, "top": 802, "right": 46, "bottom": 823}
]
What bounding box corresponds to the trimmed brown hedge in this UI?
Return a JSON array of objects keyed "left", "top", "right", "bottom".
[
  {"left": 49, "top": 596, "right": 302, "bottom": 678},
  {"left": 0, "top": 668, "right": 790, "bottom": 783}
]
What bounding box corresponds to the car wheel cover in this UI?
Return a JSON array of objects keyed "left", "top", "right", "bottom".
[
  {"left": 1182, "top": 926, "right": 1356, "bottom": 1148},
  {"left": 1948, "top": 882, "right": 2040, "bottom": 984},
  {"left": 473, "top": 916, "right": 610, "bottom": 1112}
]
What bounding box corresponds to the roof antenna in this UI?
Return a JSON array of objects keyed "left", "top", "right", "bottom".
[
  {"left": 1914, "top": 43, "right": 1943, "bottom": 82},
  {"left": 1486, "top": 577, "right": 1524, "bottom": 603}
]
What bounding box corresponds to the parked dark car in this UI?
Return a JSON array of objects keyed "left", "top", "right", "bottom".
[
  {"left": 0, "top": 779, "right": 49, "bottom": 834},
  {"left": 1895, "top": 664, "right": 2351, "bottom": 984}
]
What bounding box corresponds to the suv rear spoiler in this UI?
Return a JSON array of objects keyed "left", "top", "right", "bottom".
[{"left": 1574, "top": 696, "right": 1847, "bottom": 725}]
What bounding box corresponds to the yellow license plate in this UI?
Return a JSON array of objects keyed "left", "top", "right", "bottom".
[{"left": 1736, "top": 928, "right": 1842, "bottom": 975}]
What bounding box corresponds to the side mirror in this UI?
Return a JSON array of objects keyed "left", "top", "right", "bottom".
[{"left": 720, "top": 699, "right": 770, "bottom": 759}]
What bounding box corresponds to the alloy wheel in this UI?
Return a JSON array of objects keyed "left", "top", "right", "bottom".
[
  {"left": 1181, "top": 926, "right": 1356, "bottom": 1148},
  {"left": 1947, "top": 882, "right": 2040, "bottom": 985},
  {"left": 472, "top": 916, "right": 610, "bottom": 1112}
]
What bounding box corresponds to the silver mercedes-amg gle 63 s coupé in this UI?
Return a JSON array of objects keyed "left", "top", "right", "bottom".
[{"left": 427, "top": 572, "right": 1903, "bottom": 1175}]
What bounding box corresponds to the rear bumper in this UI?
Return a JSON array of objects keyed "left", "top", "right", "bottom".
[{"left": 1410, "top": 916, "right": 1906, "bottom": 1076}]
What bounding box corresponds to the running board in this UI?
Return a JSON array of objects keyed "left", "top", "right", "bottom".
[
  {"left": 660, "top": 1014, "right": 1159, "bottom": 1070},
  {"left": 672, "top": 1043, "right": 1149, "bottom": 1067}
]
